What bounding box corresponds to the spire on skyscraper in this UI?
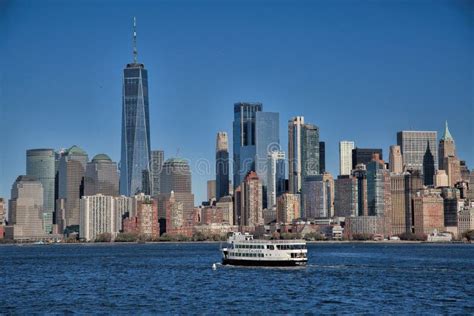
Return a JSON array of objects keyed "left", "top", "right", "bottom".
[
  {"left": 133, "top": 17, "right": 138, "bottom": 63},
  {"left": 442, "top": 120, "right": 453, "bottom": 141}
]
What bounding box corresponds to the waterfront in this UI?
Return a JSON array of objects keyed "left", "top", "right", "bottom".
[{"left": 1, "top": 243, "right": 474, "bottom": 314}]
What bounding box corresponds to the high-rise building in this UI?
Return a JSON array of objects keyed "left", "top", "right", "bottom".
[
  {"left": 232, "top": 102, "right": 262, "bottom": 188},
  {"left": 207, "top": 180, "right": 216, "bottom": 201},
  {"left": 460, "top": 161, "right": 470, "bottom": 182},
  {"left": 334, "top": 175, "right": 358, "bottom": 218},
  {"left": 215, "top": 132, "right": 229, "bottom": 200},
  {"left": 120, "top": 18, "right": 151, "bottom": 196},
  {"left": 444, "top": 156, "right": 462, "bottom": 187},
  {"left": 434, "top": 170, "right": 449, "bottom": 188},
  {"left": 159, "top": 158, "right": 194, "bottom": 227},
  {"left": 160, "top": 158, "right": 192, "bottom": 193},
  {"left": 390, "top": 173, "right": 409, "bottom": 235},
  {"left": 303, "top": 173, "right": 334, "bottom": 219},
  {"left": 276, "top": 193, "right": 300, "bottom": 224},
  {"left": 150, "top": 150, "right": 164, "bottom": 196},
  {"left": 288, "top": 116, "right": 320, "bottom": 194},
  {"left": 26, "top": 148, "right": 55, "bottom": 233},
  {"left": 84, "top": 154, "right": 119, "bottom": 196},
  {"left": 0, "top": 198, "right": 5, "bottom": 224},
  {"left": 352, "top": 164, "right": 368, "bottom": 216},
  {"left": 389, "top": 145, "right": 403, "bottom": 174},
  {"left": 367, "top": 154, "right": 391, "bottom": 218},
  {"left": 397, "top": 130, "right": 438, "bottom": 173},
  {"left": 438, "top": 121, "right": 456, "bottom": 170},
  {"left": 216, "top": 195, "right": 233, "bottom": 225},
  {"left": 7, "top": 176, "right": 46, "bottom": 240},
  {"left": 57, "top": 145, "right": 88, "bottom": 230},
  {"left": 352, "top": 148, "right": 383, "bottom": 170},
  {"left": 123, "top": 196, "right": 159, "bottom": 239},
  {"left": 413, "top": 189, "right": 444, "bottom": 235},
  {"left": 235, "top": 171, "right": 263, "bottom": 228},
  {"left": 469, "top": 170, "right": 474, "bottom": 200},
  {"left": 422, "top": 143, "right": 435, "bottom": 186},
  {"left": 339, "top": 141, "right": 355, "bottom": 176},
  {"left": 266, "top": 151, "right": 286, "bottom": 209},
  {"left": 319, "top": 141, "right": 326, "bottom": 174},
  {"left": 80, "top": 194, "right": 114, "bottom": 241}
]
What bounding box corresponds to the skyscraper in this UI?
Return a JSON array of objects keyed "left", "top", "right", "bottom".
[
  {"left": 232, "top": 102, "right": 279, "bottom": 207},
  {"left": 397, "top": 130, "right": 438, "bottom": 172},
  {"left": 302, "top": 174, "right": 333, "bottom": 219},
  {"left": 352, "top": 148, "right": 383, "bottom": 170},
  {"left": 215, "top": 132, "right": 229, "bottom": 200},
  {"left": 266, "top": 151, "right": 286, "bottom": 208},
  {"left": 233, "top": 102, "right": 262, "bottom": 189},
  {"left": 367, "top": 154, "right": 391, "bottom": 217},
  {"left": 352, "top": 164, "right": 368, "bottom": 216},
  {"left": 120, "top": 17, "right": 151, "bottom": 196},
  {"left": 159, "top": 158, "right": 194, "bottom": 227},
  {"left": 389, "top": 145, "right": 403, "bottom": 174},
  {"left": 438, "top": 121, "right": 456, "bottom": 170},
  {"left": 236, "top": 171, "right": 263, "bottom": 228},
  {"left": 150, "top": 150, "right": 164, "bottom": 196},
  {"left": 8, "top": 176, "right": 45, "bottom": 239},
  {"left": 57, "top": 145, "right": 88, "bottom": 230},
  {"left": 276, "top": 193, "right": 300, "bottom": 224},
  {"left": 84, "top": 154, "right": 119, "bottom": 196},
  {"left": 288, "top": 116, "right": 320, "bottom": 194},
  {"left": 339, "top": 141, "right": 355, "bottom": 175},
  {"left": 26, "top": 148, "right": 55, "bottom": 233},
  {"left": 334, "top": 175, "right": 358, "bottom": 217},
  {"left": 207, "top": 180, "right": 216, "bottom": 201},
  {"left": 423, "top": 143, "right": 435, "bottom": 186},
  {"left": 319, "top": 141, "right": 326, "bottom": 174}
]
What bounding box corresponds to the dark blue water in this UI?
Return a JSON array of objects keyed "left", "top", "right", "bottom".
[{"left": 1, "top": 242, "right": 473, "bottom": 314}]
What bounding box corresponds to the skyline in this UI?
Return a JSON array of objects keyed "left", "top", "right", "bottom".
[{"left": 1, "top": 0, "right": 473, "bottom": 204}]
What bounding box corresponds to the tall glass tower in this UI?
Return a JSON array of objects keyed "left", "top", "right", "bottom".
[{"left": 120, "top": 17, "right": 151, "bottom": 196}]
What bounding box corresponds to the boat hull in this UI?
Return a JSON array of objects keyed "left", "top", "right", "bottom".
[{"left": 222, "top": 258, "right": 307, "bottom": 267}]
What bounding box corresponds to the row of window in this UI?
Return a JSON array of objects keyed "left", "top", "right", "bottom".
[
  {"left": 230, "top": 252, "right": 264, "bottom": 258},
  {"left": 233, "top": 244, "right": 307, "bottom": 250}
]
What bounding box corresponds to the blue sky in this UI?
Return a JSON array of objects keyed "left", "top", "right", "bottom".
[{"left": 1, "top": 0, "right": 473, "bottom": 204}]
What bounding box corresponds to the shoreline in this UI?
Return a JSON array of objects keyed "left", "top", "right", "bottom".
[{"left": 1, "top": 240, "right": 471, "bottom": 246}]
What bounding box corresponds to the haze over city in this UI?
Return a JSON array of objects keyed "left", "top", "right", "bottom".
[{"left": 1, "top": 0, "right": 472, "bottom": 203}]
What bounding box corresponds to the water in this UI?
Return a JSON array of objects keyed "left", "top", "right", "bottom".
[{"left": 1, "top": 243, "right": 473, "bottom": 314}]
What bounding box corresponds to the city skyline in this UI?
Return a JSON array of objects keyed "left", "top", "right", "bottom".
[{"left": 1, "top": 0, "right": 473, "bottom": 204}]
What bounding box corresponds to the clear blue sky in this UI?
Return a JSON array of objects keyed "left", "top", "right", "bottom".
[{"left": 1, "top": 0, "right": 473, "bottom": 204}]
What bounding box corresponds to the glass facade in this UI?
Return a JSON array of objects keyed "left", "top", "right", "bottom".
[
  {"left": 151, "top": 150, "right": 164, "bottom": 196},
  {"left": 233, "top": 102, "right": 262, "bottom": 189},
  {"left": 397, "top": 131, "right": 438, "bottom": 173},
  {"left": 120, "top": 63, "right": 151, "bottom": 196},
  {"left": 26, "top": 148, "right": 55, "bottom": 233},
  {"left": 216, "top": 132, "right": 229, "bottom": 201}
]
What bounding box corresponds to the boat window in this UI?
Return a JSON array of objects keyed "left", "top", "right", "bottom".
[
  {"left": 268, "top": 245, "right": 274, "bottom": 250},
  {"left": 276, "top": 245, "right": 281, "bottom": 250}
]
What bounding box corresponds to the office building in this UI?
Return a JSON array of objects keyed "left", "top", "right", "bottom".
[
  {"left": 444, "top": 156, "right": 461, "bottom": 187},
  {"left": 150, "top": 150, "right": 164, "bottom": 196},
  {"left": 303, "top": 174, "right": 333, "bottom": 219},
  {"left": 334, "top": 175, "right": 358, "bottom": 218},
  {"left": 352, "top": 148, "right": 383, "bottom": 170},
  {"left": 235, "top": 171, "right": 263, "bottom": 228},
  {"left": 339, "top": 141, "right": 355, "bottom": 176},
  {"left": 266, "top": 151, "right": 286, "bottom": 208},
  {"left": 288, "top": 116, "right": 320, "bottom": 194},
  {"left": 367, "top": 154, "right": 391, "bottom": 218},
  {"left": 319, "top": 141, "right": 326, "bottom": 174},
  {"left": 276, "top": 193, "right": 300, "bottom": 224},
  {"left": 120, "top": 18, "right": 151, "bottom": 196},
  {"left": 352, "top": 164, "right": 368, "bottom": 216},
  {"left": 84, "top": 154, "right": 119, "bottom": 196},
  {"left": 57, "top": 145, "right": 88, "bottom": 230},
  {"left": 232, "top": 102, "right": 262, "bottom": 188},
  {"left": 397, "top": 130, "right": 438, "bottom": 173},
  {"left": 438, "top": 121, "right": 456, "bottom": 170},
  {"left": 123, "top": 196, "right": 159, "bottom": 239},
  {"left": 207, "top": 180, "right": 216, "bottom": 201},
  {"left": 26, "top": 148, "right": 55, "bottom": 233},
  {"left": 8, "top": 176, "right": 46, "bottom": 240},
  {"left": 434, "top": 170, "right": 449, "bottom": 188},
  {"left": 215, "top": 132, "right": 230, "bottom": 200},
  {"left": 389, "top": 145, "right": 403, "bottom": 174},
  {"left": 216, "top": 195, "right": 234, "bottom": 225},
  {"left": 413, "top": 189, "right": 444, "bottom": 235}
]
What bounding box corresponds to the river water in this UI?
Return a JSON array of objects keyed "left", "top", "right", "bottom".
[{"left": 1, "top": 242, "right": 473, "bottom": 314}]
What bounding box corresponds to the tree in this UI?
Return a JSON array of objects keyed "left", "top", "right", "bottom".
[{"left": 462, "top": 230, "right": 474, "bottom": 241}]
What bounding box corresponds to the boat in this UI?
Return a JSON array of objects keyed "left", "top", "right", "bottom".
[{"left": 221, "top": 232, "right": 308, "bottom": 266}]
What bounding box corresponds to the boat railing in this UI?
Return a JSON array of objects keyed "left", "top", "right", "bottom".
[{"left": 228, "top": 239, "right": 306, "bottom": 244}]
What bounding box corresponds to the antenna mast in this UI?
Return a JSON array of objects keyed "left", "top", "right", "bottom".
[{"left": 133, "top": 17, "right": 138, "bottom": 63}]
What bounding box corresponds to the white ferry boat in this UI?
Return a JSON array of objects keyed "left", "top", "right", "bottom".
[{"left": 221, "top": 232, "right": 308, "bottom": 266}]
